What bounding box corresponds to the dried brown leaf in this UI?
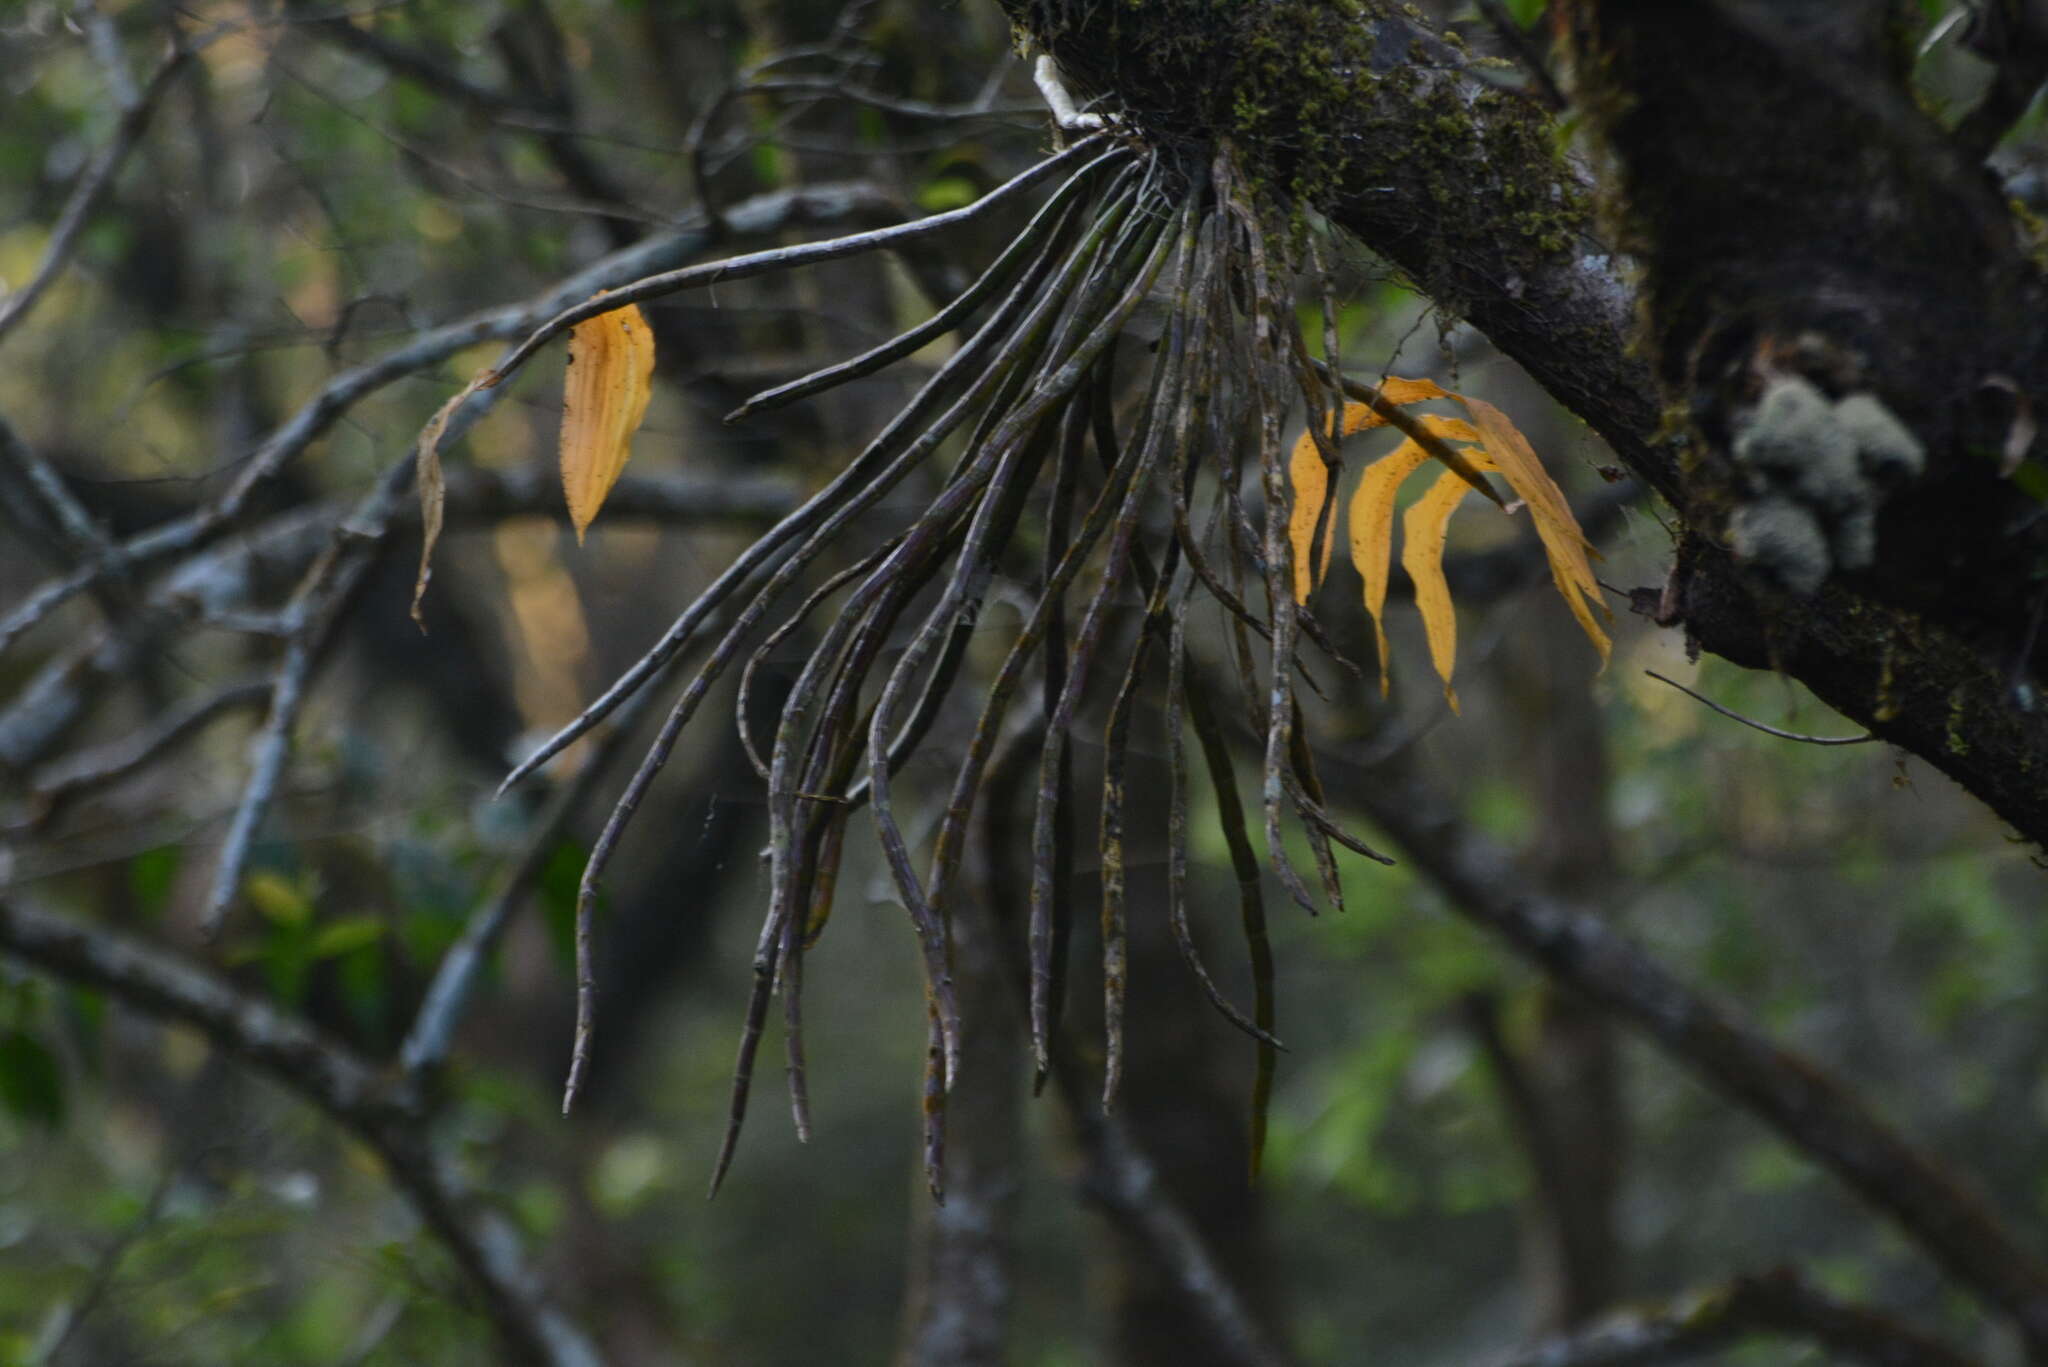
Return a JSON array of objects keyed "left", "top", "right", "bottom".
[{"left": 410, "top": 385, "right": 474, "bottom": 630}]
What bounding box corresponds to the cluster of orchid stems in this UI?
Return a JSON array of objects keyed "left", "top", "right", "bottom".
[{"left": 493, "top": 132, "right": 1394, "bottom": 1199}]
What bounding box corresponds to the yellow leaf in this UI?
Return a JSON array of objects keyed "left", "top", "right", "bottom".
[
  {"left": 560, "top": 296, "right": 656, "bottom": 542},
  {"left": 1318, "top": 384, "right": 1605, "bottom": 703},
  {"left": 1401, "top": 466, "right": 1486, "bottom": 714},
  {"left": 1287, "top": 430, "right": 1336, "bottom": 603},
  {"left": 1457, "top": 396, "right": 1611, "bottom": 665},
  {"left": 1288, "top": 382, "right": 1470, "bottom": 603},
  {"left": 1413, "top": 414, "right": 1480, "bottom": 445},
  {"left": 1360, "top": 376, "right": 1452, "bottom": 408},
  {"left": 1347, "top": 414, "right": 1483, "bottom": 695}
]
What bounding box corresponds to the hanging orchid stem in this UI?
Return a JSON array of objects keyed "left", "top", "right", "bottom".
[{"left": 501, "top": 130, "right": 1425, "bottom": 1193}]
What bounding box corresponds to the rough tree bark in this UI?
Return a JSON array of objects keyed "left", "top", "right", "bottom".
[{"left": 999, "top": 0, "right": 2048, "bottom": 843}]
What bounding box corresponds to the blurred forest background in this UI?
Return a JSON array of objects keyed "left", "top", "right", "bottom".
[{"left": 1, "top": 1, "right": 2046, "bottom": 1364}]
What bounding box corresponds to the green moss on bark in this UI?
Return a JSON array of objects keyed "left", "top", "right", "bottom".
[{"left": 1003, "top": 0, "right": 1585, "bottom": 275}]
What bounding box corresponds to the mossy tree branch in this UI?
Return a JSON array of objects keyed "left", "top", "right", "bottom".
[{"left": 1003, "top": 0, "right": 2048, "bottom": 845}]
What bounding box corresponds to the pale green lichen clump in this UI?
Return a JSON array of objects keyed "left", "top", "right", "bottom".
[
  {"left": 1728, "top": 375, "right": 1926, "bottom": 592},
  {"left": 1729, "top": 498, "right": 1832, "bottom": 597}
]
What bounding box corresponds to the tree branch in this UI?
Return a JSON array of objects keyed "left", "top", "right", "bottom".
[
  {"left": 974, "top": 714, "right": 1293, "bottom": 1367},
  {"left": 1319, "top": 755, "right": 2048, "bottom": 1352},
  {"left": 0, "top": 892, "right": 606, "bottom": 1367},
  {"left": 0, "top": 413, "right": 113, "bottom": 568},
  {"left": 440, "top": 465, "right": 797, "bottom": 528},
  {"left": 0, "top": 47, "right": 194, "bottom": 351},
  {"left": 0, "top": 179, "right": 896, "bottom": 655},
  {"left": 1068, "top": 1107, "right": 1295, "bottom": 1367},
  {"left": 199, "top": 462, "right": 399, "bottom": 937},
  {"left": 1484, "top": 1268, "right": 1984, "bottom": 1367},
  {"left": 398, "top": 680, "right": 668, "bottom": 1084},
  {"left": 0, "top": 468, "right": 796, "bottom": 786},
  {"left": 9, "top": 678, "right": 269, "bottom": 832},
  {"left": 300, "top": 9, "right": 546, "bottom": 121},
  {"left": 896, "top": 722, "right": 1027, "bottom": 1367},
  {"left": 1004, "top": 0, "right": 2048, "bottom": 847}
]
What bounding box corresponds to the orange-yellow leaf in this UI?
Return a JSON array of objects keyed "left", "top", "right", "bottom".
[
  {"left": 1288, "top": 382, "right": 1468, "bottom": 603},
  {"left": 1401, "top": 467, "right": 1485, "bottom": 714},
  {"left": 1323, "top": 386, "right": 1605, "bottom": 703},
  {"left": 1457, "top": 395, "right": 1611, "bottom": 665},
  {"left": 1361, "top": 376, "right": 1452, "bottom": 408},
  {"left": 1347, "top": 415, "right": 1485, "bottom": 695},
  {"left": 1287, "top": 431, "right": 1337, "bottom": 603},
  {"left": 1413, "top": 414, "right": 1480, "bottom": 445},
  {"left": 560, "top": 297, "right": 656, "bottom": 542}
]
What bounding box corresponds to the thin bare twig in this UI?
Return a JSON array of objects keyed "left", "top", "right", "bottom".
[
  {"left": 202, "top": 317, "right": 780, "bottom": 939},
  {"left": 268, "top": 57, "right": 665, "bottom": 231},
  {"left": 743, "top": 75, "right": 1039, "bottom": 122},
  {"left": 1072, "top": 1109, "right": 1296, "bottom": 1367},
  {"left": 297, "top": 6, "right": 544, "bottom": 120},
  {"left": 0, "top": 48, "right": 194, "bottom": 351},
  {"left": 0, "top": 505, "right": 327, "bottom": 777},
  {"left": 0, "top": 414, "right": 112, "bottom": 567},
  {"left": 37, "top": 1161, "right": 177, "bottom": 1366},
  {"left": 13, "top": 679, "right": 270, "bottom": 832},
  {"left": 1644, "top": 670, "right": 1878, "bottom": 746},
  {"left": 477, "top": 136, "right": 1105, "bottom": 404},
  {"left": 78, "top": 0, "right": 142, "bottom": 112},
  {"left": 979, "top": 708, "right": 1292, "bottom": 1367},
  {"left": 0, "top": 469, "right": 791, "bottom": 784}
]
